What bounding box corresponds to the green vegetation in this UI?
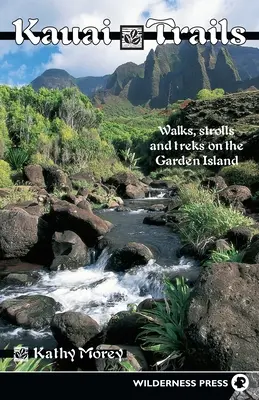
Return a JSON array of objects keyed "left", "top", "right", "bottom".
[
  {"left": 178, "top": 184, "right": 254, "bottom": 254},
  {"left": 138, "top": 277, "right": 191, "bottom": 370},
  {"left": 0, "top": 187, "right": 36, "bottom": 209},
  {"left": 0, "top": 85, "right": 128, "bottom": 181},
  {"left": 0, "top": 160, "right": 13, "bottom": 188},
  {"left": 203, "top": 245, "right": 244, "bottom": 267},
  {"left": 219, "top": 160, "right": 259, "bottom": 187},
  {"left": 196, "top": 88, "right": 225, "bottom": 100}
]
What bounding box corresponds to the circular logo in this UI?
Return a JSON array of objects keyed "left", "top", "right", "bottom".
[{"left": 231, "top": 374, "right": 249, "bottom": 392}]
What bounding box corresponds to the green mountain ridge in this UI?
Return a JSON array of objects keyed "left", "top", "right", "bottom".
[{"left": 30, "top": 43, "right": 259, "bottom": 108}]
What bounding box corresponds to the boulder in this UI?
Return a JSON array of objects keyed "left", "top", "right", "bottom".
[
  {"left": 50, "top": 200, "right": 112, "bottom": 247},
  {"left": 125, "top": 184, "right": 146, "bottom": 199},
  {"left": 88, "top": 193, "right": 106, "bottom": 204},
  {"left": 105, "top": 172, "right": 140, "bottom": 188},
  {"left": 186, "top": 262, "right": 259, "bottom": 370},
  {"left": 51, "top": 311, "right": 100, "bottom": 348},
  {"left": 115, "top": 206, "right": 131, "bottom": 212},
  {"left": 147, "top": 204, "right": 167, "bottom": 212},
  {"left": 204, "top": 239, "right": 231, "bottom": 255},
  {"left": 141, "top": 177, "right": 152, "bottom": 185},
  {"left": 1, "top": 272, "right": 40, "bottom": 287},
  {"left": 77, "top": 187, "right": 89, "bottom": 197},
  {"left": 4, "top": 201, "right": 43, "bottom": 217},
  {"left": 0, "top": 295, "right": 60, "bottom": 329},
  {"left": 107, "top": 200, "right": 119, "bottom": 209},
  {"left": 219, "top": 185, "right": 252, "bottom": 206},
  {"left": 242, "top": 240, "right": 259, "bottom": 264},
  {"left": 167, "top": 196, "right": 182, "bottom": 211},
  {"left": 105, "top": 172, "right": 148, "bottom": 199},
  {"left": 226, "top": 226, "right": 253, "bottom": 250},
  {"left": 24, "top": 164, "right": 45, "bottom": 187},
  {"left": 70, "top": 171, "right": 95, "bottom": 186},
  {"left": 143, "top": 214, "right": 166, "bottom": 226},
  {"left": 103, "top": 311, "right": 146, "bottom": 345},
  {"left": 137, "top": 298, "right": 165, "bottom": 311},
  {"left": 0, "top": 208, "right": 51, "bottom": 260},
  {"left": 77, "top": 200, "right": 92, "bottom": 213},
  {"left": 61, "top": 194, "right": 77, "bottom": 204},
  {"left": 105, "top": 242, "right": 153, "bottom": 273},
  {"left": 43, "top": 166, "right": 72, "bottom": 193},
  {"left": 201, "top": 176, "right": 227, "bottom": 191}
]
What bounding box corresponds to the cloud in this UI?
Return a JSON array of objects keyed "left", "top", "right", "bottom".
[
  {"left": 0, "top": 0, "right": 258, "bottom": 77},
  {"left": 8, "top": 64, "right": 27, "bottom": 79}
]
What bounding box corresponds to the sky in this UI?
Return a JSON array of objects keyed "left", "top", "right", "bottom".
[{"left": 0, "top": 0, "right": 258, "bottom": 86}]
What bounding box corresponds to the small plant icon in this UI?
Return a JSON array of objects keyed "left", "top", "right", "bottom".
[
  {"left": 120, "top": 25, "right": 144, "bottom": 50},
  {"left": 124, "top": 29, "right": 141, "bottom": 45}
]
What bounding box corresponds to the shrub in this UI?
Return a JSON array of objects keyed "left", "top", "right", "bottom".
[
  {"left": 138, "top": 277, "right": 191, "bottom": 370},
  {"left": 0, "top": 187, "right": 35, "bottom": 209},
  {"left": 179, "top": 183, "right": 216, "bottom": 205},
  {"left": 178, "top": 202, "right": 254, "bottom": 254},
  {"left": 0, "top": 160, "right": 13, "bottom": 188},
  {"left": 219, "top": 160, "right": 259, "bottom": 187},
  {"left": 5, "top": 147, "right": 30, "bottom": 171},
  {"left": 30, "top": 152, "right": 55, "bottom": 167}
]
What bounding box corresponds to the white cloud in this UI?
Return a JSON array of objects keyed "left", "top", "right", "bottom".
[{"left": 0, "top": 0, "right": 258, "bottom": 76}]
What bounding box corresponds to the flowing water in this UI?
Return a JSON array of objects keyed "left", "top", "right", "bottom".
[{"left": 0, "top": 194, "right": 200, "bottom": 349}]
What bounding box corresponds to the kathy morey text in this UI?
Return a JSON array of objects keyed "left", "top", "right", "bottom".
[
  {"left": 31, "top": 347, "right": 126, "bottom": 362},
  {"left": 12, "top": 18, "right": 247, "bottom": 46}
]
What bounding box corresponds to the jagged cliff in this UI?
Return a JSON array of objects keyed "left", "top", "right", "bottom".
[{"left": 31, "top": 43, "right": 259, "bottom": 108}]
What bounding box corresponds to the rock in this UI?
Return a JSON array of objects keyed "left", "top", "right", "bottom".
[
  {"left": 143, "top": 214, "right": 166, "bottom": 226},
  {"left": 125, "top": 184, "right": 146, "bottom": 199},
  {"left": 177, "top": 243, "right": 200, "bottom": 259},
  {"left": 24, "top": 164, "right": 45, "bottom": 187},
  {"left": 205, "top": 239, "right": 231, "bottom": 255},
  {"left": 95, "top": 345, "right": 147, "bottom": 371},
  {"left": 219, "top": 185, "right": 252, "bottom": 206},
  {"left": 103, "top": 311, "right": 146, "bottom": 345},
  {"left": 105, "top": 172, "right": 148, "bottom": 199},
  {"left": 50, "top": 230, "right": 89, "bottom": 270},
  {"left": 201, "top": 176, "right": 227, "bottom": 191},
  {"left": 105, "top": 242, "right": 153, "bottom": 273},
  {"left": 150, "top": 180, "right": 174, "bottom": 189},
  {"left": 167, "top": 196, "right": 182, "bottom": 211},
  {"left": 4, "top": 201, "right": 43, "bottom": 217},
  {"left": 242, "top": 240, "right": 259, "bottom": 264},
  {"left": 115, "top": 206, "right": 131, "bottom": 212},
  {"left": 137, "top": 298, "right": 165, "bottom": 311},
  {"left": 141, "top": 177, "right": 152, "bottom": 185},
  {"left": 76, "top": 200, "right": 92, "bottom": 213},
  {"left": 113, "top": 197, "right": 124, "bottom": 206},
  {"left": 1, "top": 272, "right": 39, "bottom": 287},
  {"left": 50, "top": 200, "right": 112, "bottom": 247},
  {"left": 0, "top": 208, "right": 49, "bottom": 260},
  {"left": 61, "top": 194, "right": 77, "bottom": 204},
  {"left": 77, "top": 187, "right": 89, "bottom": 197},
  {"left": 147, "top": 204, "right": 167, "bottom": 212},
  {"left": 186, "top": 262, "right": 259, "bottom": 370},
  {"left": 107, "top": 200, "right": 119, "bottom": 209},
  {"left": 226, "top": 227, "right": 253, "bottom": 250},
  {"left": 88, "top": 193, "right": 106, "bottom": 204},
  {"left": 37, "top": 189, "right": 49, "bottom": 204},
  {"left": 50, "top": 311, "right": 100, "bottom": 348},
  {"left": 105, "top": 171, "right": 140, "bottom": 188},
  {"left": 251, "top": 234, "right": 259, "bottom": 244},
  {"left": 43, "top": 166, "right": 72, "bottom": 193},
  {"left": 0, "top": 295, "right": 60, "bottom": 329}
]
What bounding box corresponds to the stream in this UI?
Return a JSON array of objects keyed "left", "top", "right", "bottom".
[{"left": 0, "top": 193, "right": 200, "bottom": 349}]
